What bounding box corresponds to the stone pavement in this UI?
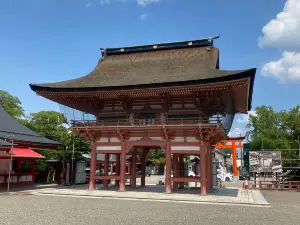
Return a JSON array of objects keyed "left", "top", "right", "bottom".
[{"left": 16, "top": 184, "right": 269, "bottom": 206}]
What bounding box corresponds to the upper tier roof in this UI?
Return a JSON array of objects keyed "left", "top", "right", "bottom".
[
  {"left": 0, "top": 104, "right": 60, "bottom": 147},
  {"left": 30, "top": 37, "right": 256, "bottom": 93}
]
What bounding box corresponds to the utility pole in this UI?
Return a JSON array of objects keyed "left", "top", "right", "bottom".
[
  {"left": 298, "top": 135, "right": 300, "bottom": 159},
  {"left": 71, "top": 135, "right": 75, "bottom": 185},
  {"left": 7, "top": 136, "right": 14, "bottom": 192}
]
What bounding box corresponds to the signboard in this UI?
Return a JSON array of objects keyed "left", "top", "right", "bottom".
[{"left": 249, "top": 151, "right": 282, "bottom": 173}]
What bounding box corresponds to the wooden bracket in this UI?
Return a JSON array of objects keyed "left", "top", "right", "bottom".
[
  {"left": 163, "top": 126, "right": 169, "bottom": 141},
  {"left": 160, "top": 93, "right": 172, "bottom": 110},
  {"left": 85, "top": 127, "right": 95, "bottom": 142},
  {"left": 117, "top": 128, "right": 129, "bottom": 142}
]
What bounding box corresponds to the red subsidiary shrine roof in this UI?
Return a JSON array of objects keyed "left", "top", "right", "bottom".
[{"left": 11, "top": 148, "right": 45, "bottom": 159}]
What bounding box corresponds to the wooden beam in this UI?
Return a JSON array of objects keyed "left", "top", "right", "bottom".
[
  {"left": 171, "top": 150, "right": 200, "bottom": 155},
  {"left": 95, "top": 175, "right": 120, "bottom": 180},
  {"left": 96, "top": 150, "right": 121, "bottom": 154},
  {"left": 172, "top": 176, "right": 201, "bottom": 182},
  {"left": 215, "top": 144, "right": 243, "bottom": 149}
]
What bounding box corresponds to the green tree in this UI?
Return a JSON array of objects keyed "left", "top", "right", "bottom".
[
  {"left": 147, "top": 150, "right": 165, "bottom": 166},
  {"left": 27, "top": 111, "right": 90, "bottom": 160},
  {"left": 0, "top": 90, "right": 24, "bottom": 119},
  {"left": 248, "top": 105, "right": 300, "bottom": 167}
]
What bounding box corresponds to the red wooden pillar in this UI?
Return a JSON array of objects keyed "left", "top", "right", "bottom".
[
  {"left": 178, "top": 155, "right": 184, "bottom": 189},
  {"left": 200, "top": 142, "right": 207, "bottom": 195},
  {"left": 141, "top": 150, "right": 146, "bottom": 187},
  {"left": 206, "top": 145, "right": 211, "bottom": 192},
  {"left": 131, "top": 147, "right": 137, "bottom": 189},
  {"left": 115, "top": 154, "right": 120, "bottom": 186},
  {"left": 232, "top": 142, "right": 238, "bottom": 177},
  {"left": 89, "top": 141, "right": 96, "bottom": 190},
  {"left": 210, "top": 145, "right": 213, "bottom": 190},
  {"left": 31, "top": 160, "right": 35, "bottom": 173},
  {"left": 173, "top": 154, "right": 178, "bottom": 190},
  {"left": 16, "top": 160, "right": 21, "bottom": 173},
  {"left": 165, "top": 143, "right": 171, "bottom": 193},
  {"left": 103, "top": 153, "right": 110, "bottom": 188},
  {"left": 120, "top": 143, "right": 126, "bottom": 191}
]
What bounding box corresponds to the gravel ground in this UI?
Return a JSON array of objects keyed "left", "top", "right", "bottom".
[{"left": 0, "top": 191, "right": 300, "bottom": 225}]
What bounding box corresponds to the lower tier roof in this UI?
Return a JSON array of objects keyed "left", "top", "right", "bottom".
[{"left": 0, "top": 104, "right": 60, "bottom": 147}]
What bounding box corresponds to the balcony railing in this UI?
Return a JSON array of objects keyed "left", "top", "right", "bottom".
[{"left": 71, "top": 117, "right": 223, "bottom": 128}]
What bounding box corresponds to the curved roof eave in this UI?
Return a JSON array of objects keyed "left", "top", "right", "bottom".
[{"left": 30, "top": 68, "right": 256, "bottom": 93}]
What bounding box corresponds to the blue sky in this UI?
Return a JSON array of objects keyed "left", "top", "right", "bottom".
[{"left": 0, "top": 0, "right": 299, "bottom": 137}]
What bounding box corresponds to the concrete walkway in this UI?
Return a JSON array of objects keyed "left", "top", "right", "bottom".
[{"left": 14, "top": 184, "right": 269, "bottom": 206}]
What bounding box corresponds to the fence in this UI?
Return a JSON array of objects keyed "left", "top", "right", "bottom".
[{"left": 246, "top": 180, "right": 300, "bottom": 192}]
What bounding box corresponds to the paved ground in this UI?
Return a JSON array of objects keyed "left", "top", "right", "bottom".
[
  {"left": 24, "top": 185, "right": 267, "bottom": 205},
  {"left": 2, "top": 176, "right": 267, "bottom": 205},
  {"left": 0, "top": 191, "right": 300, "bottom": 225}
]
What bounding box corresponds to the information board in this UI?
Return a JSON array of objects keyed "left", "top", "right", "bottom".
[{"left": 249, "top": 151, "right": 282, "bottom": 173}]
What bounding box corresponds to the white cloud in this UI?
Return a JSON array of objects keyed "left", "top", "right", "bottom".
[
  {"left": 261, "top": 51, "right": 300, "bottom": 82},
  {"left": 258, "top": 0, "right": 300, "bottom": 49},
  {"left": 85, "top": 2, "right": 92, "bottom": 8},
  {"left": 139, "top": 13, "right": 147, "bottom": 21},
  {"left": 235, "top": 111, "right": 257, "bottom": 124},
  {"left": 137, "top": 0, "right": 160, "bottom": 7},
  {"left": 100, "top": 0, "right": 111, "bottom": 4},
  {"left": 228, "top": 128, "right": 247, "bottom": 138}
]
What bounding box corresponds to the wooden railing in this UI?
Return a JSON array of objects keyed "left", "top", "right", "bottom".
[
  {"left": 71, "top": 117, "right": 223, "bottom": 128},
  {"left": 246, "top": 180, "right": 300, "bottom": 191}
]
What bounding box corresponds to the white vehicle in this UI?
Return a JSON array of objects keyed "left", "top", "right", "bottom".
[
  {"left": 224, "top": 173, "right": 233, "bottom": 181},
  {"left": 188, "top": 166, "right": 195, "bottom": 176}
]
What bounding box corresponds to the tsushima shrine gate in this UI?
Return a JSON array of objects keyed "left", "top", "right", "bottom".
[
  {"left": 30, "top": 36, "right": 256, "bottom": 195},
  {"left": 215, "top": 138, "right": 244, "bottom": 177}
]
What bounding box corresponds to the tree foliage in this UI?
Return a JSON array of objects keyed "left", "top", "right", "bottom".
[
  {"left": 248, "top": 105, "right": 300, "bottom": 167},
  {"left": 0, "top": 90, "right": 24, "bottom": 119},
  {"left": 147, "top": 150, "right": 165, "bottom": 166},
  {"left": 26, "top": 111, "right": 90, "bottom": 159}
]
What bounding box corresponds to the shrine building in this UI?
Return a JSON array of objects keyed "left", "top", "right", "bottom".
[{"left": 30, "top": 36, "right": 256, "bottom": 195}]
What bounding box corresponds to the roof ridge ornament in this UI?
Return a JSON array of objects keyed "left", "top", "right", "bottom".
[
  {"left": 100, "top": 48, "right": 107, "bottom": 58},
  {"left": 102, "top": 36, "right": 220, "bottom": 56}
]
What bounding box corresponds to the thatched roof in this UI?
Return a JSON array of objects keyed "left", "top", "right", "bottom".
[{"left": 30, "top": 37, "right": 256, "bottom": 93}]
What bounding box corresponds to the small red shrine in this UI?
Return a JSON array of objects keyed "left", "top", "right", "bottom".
[
  {"left": 30, "top": 36, "right": 256, "bottom": 195},
  {"left": 0, "top": 103, "right": 60, "bottom": 186}
]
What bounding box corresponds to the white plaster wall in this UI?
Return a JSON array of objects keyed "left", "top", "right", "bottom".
[
  {"left": 186, "top": 137, "right": 198, "bottom": 142},
  {"left": 171, "top": 137, "right": 185, "bottom": 142},
  {"left": 110, "top": 137, "right": 120, "bottom": 142},
  {"left": 151, "top": 137, "right": 163, "bottom": 141},
  {"left": 98, "top": 137, "right": 109, "bottom": 143}
]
